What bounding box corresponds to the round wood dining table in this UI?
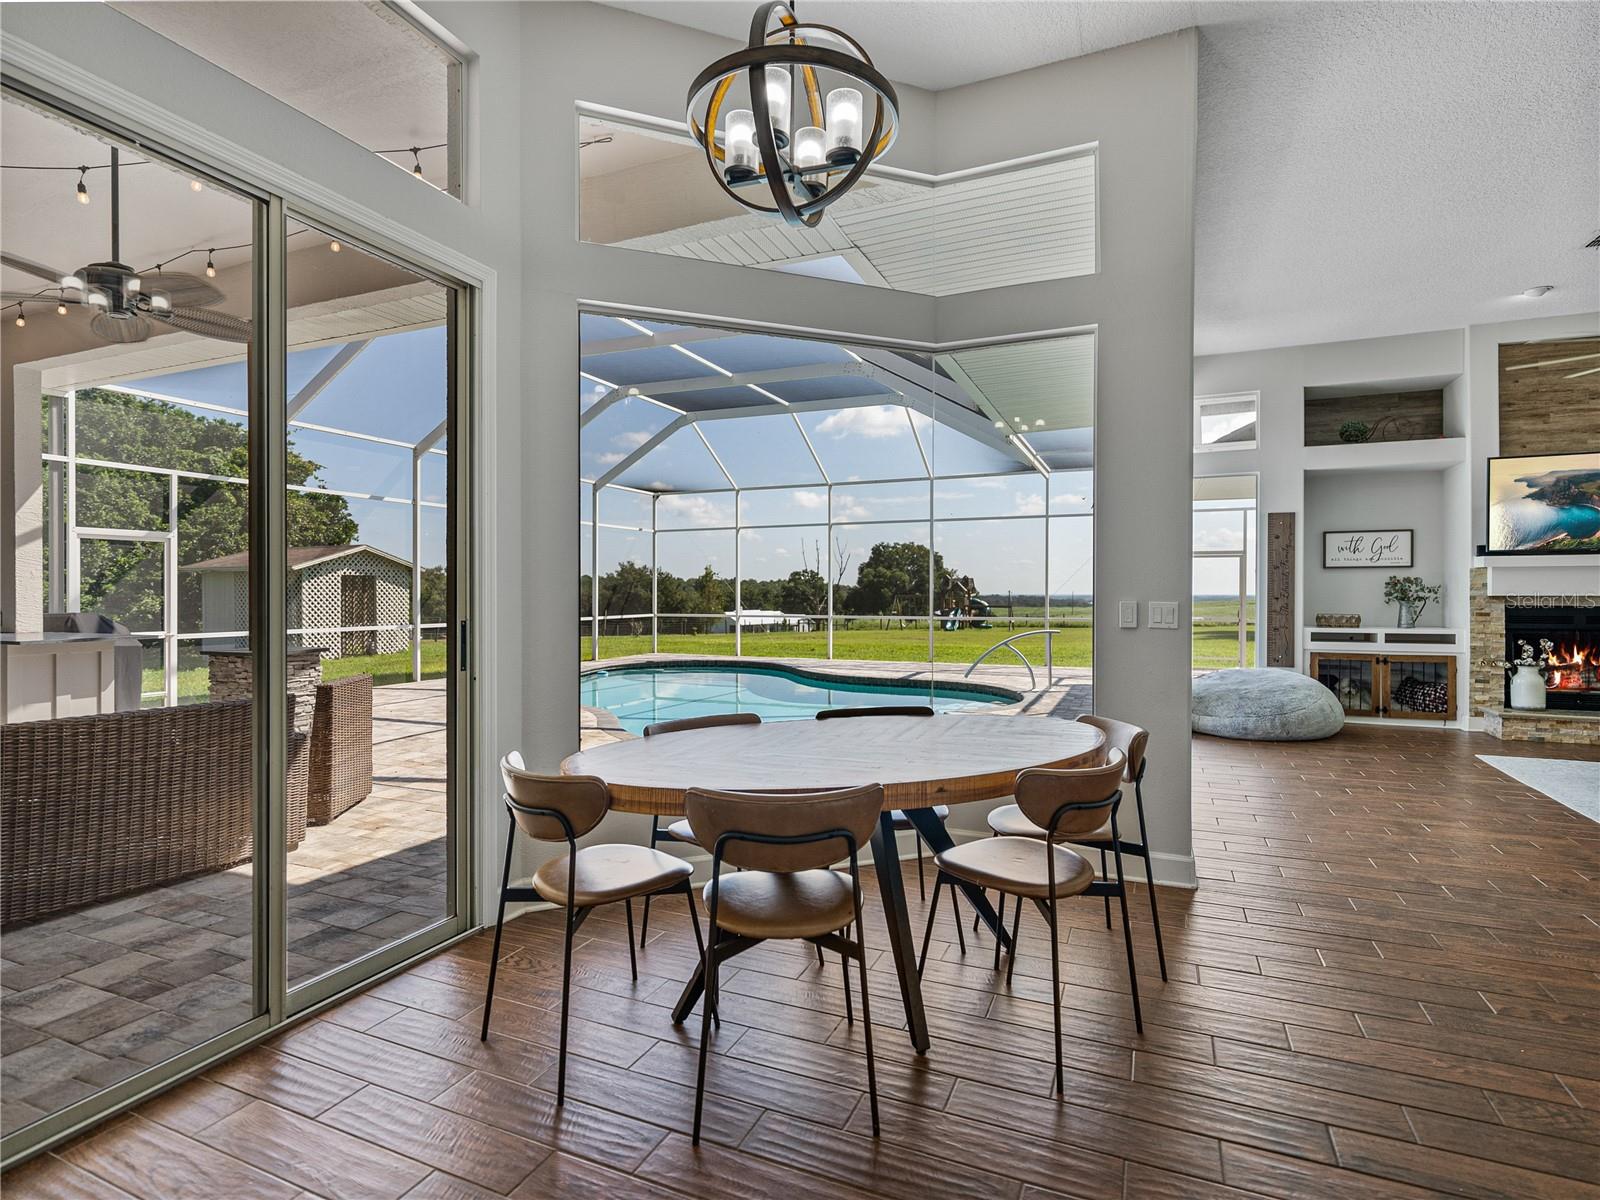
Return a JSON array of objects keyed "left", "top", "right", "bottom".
[{"left": 562, "top": 713, "right": 1105, "bottom": 1053}]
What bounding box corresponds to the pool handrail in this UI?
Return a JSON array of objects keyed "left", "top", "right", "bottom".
[{"left": 963, "top": 628, "right": 1057, "bottom": 690}]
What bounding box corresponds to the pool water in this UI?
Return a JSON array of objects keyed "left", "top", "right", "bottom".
[{"left": 582, "top": 663, "right": 1016, "bottom": 735}]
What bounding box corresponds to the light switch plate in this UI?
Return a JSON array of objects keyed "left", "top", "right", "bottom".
[
  {"left": 1118, "top": 601, "right": 1138, "bottom": 628},
  {"left": 1149, "top": 601, "right": 1180, "bottom": 629}
]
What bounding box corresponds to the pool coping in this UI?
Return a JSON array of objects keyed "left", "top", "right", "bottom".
[{"left": 579, "top": 655, "right": 1027, "bottom": 706}]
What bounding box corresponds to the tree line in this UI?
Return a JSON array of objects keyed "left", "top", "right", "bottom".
[{"left": 581, "top": 540, "right": 958, "bottom": 620}]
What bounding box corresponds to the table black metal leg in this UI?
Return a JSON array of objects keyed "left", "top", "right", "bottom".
[
  {"left": 903, "top": 807, "right": 1012, "bottom": 954},
  {"left": 871, "top": 811, "right": 930, "bottom": 1054}
]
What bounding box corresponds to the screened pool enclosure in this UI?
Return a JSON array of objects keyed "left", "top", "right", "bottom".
[{"left": 580, "top": 313, "right": 1098, "bottom": 681}]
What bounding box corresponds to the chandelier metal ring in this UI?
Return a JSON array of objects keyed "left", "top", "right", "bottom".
[{"left": 687, "top": 2, "right": 900, "bottom": 228}]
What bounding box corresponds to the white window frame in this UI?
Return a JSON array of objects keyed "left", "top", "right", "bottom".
[{"left": 1194, "top": 391, "right": 1260, "bottom": 453}]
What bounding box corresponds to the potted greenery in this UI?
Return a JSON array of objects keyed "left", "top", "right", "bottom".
[
  {"left": 1486, "top": 639, "right": 1556, "bottom": 710},
  {"left": 1382, "top": 576, "right": 1441, "bottom": 629}
]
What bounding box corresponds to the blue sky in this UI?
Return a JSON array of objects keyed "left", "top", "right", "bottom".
[{"left": 130, "top": 326, "right": 449, "bottom": 568}]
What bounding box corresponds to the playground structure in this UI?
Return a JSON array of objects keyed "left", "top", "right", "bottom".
[{"left": 937, "top": 572, "right": 994, "bottom": 632}]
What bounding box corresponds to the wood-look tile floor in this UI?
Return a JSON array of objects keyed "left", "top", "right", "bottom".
[{"left": 8, "top": 725, "right": 1599, "bottom": 1199}]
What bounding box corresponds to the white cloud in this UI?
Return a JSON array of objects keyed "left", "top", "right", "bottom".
[
  {"left": 615, "top": 429, "right": 653, "bottom": 450},
  {"left": 595, "top": 451, "right": 625, "bottom": 466},
  {"left": 1014, "top": 492, "right": 1046, "bottom": 516},
  {"left": 657, "top": 493, "right": 733, "bottom": 527},
  {"left": 815, "top": 405, "right": 906, "bottom": 439},
  {"left": 834, "top": 499, "right": 870, "bottom": 521},
  {"left": 792, "top": 490, "right": 827, "bottom": 509}
]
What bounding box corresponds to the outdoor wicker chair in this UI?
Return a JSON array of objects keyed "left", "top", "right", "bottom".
[
  {"left": 308, "top": 673, "right": 374, "bottom": 825},
  {"left": 1, "top": 698, "right": 308, "bottom": 926}
]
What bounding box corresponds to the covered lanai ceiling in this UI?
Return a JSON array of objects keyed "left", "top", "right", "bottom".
[{"left": 579, "top": 314, "right": 1094, "bottom": 495}]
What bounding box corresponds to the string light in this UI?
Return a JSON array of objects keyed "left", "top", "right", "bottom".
[
  {"left": 410, "top": 147, "right": 424, "bottom": 179},
  {"left": 14, "top": 307, "right": 25, "bottom": 328},
  {"left": 56, "top": 293, "right": 68, "bottom": 316},
  {"left": 329, "top": 240, "right": 342, "bottom": 253},
  {"left": 75, "top": 167, "right": 89, "bottom": 205},
  {"left": 190, "top": 179, "right": 204, "bottom": 192},
  {"left": 205, "top": 251, "right": 217, "bottom": 278}
]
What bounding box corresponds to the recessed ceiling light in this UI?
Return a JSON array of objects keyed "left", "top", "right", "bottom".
[{"left": 1521, "top": 285, "right": 1554, "bottom": 299}]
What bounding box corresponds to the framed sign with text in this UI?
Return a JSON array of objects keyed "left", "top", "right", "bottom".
[{"left": 1323, "top": 529, "right": 1413, "bottom": 568}]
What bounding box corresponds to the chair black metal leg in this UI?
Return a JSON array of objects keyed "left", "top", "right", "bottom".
[
  {"left": 915, "top": 831, "right": 926, "bottom": 901},
  {"left": 1144, "top": 854, "right": 1169, "bottom": 981},
  {"left": 851, "top": 886, "right": 880, "bottom": 1136},
  {"left": 624, "top": 899, "right": 638, "bottom": 981},
  {"left": 684, "top": 881, "right": 705, "bottom": 959},
  {"left": 992, "top": 888, "right": 1006, "bottom": 972},
  {"left": 556, "top": 904, "right": 578, "bottom": 1104},
  {"left": 692, "top": 928, "right": 719, "bottom": 1144},
  {"left": 841, "top": 945, "right": 854, "bottom": 1023},
  {"left": 1005, "top": 895, "right": 1023, "bottom": 986},
  {"left": 1100, "top": 847, "right": 1111, "bottom": 928},
  {"left": 916, "top": 875, "right": 942, "bottom": 974},
  {"left": 479, "top": 819, "right": 516, "bottom": 1041},
  {"left": 947, "top": 876, "right": 960, "bottom": 953},
  {"left": 1112, "top": 844, "right": 1143, "bottom": 1033},
  {"left": 641, "top": 817, "right": 660, "bottom": 948},
  {"left": 1047, "top": 897, "right": 1063, "bottom": 1097},
  {"left": 815, "top": 941, "right": 825, "bottom": 968}
]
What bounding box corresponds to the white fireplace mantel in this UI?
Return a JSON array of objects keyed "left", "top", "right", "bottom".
[{"left": 1481, "top": 555, "right": 1600, "bottom": 600}]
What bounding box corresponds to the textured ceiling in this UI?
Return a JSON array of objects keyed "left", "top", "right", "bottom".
[
  {"left": 602, "top": 0, "right": 1256, "bottom": 91},
  {"left": 612, "top": 1, "right": 1600, "bottom": 353},
  {"left": 1195, "top": 2, "right": 1600, "bottom": 354}
]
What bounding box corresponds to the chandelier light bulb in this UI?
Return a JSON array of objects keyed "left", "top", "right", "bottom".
[
  {"left": 724, "top": 108, "right": 758, "bottom": 183},
  {"left": 76, "top": 168, "right": 90, "bottom": 204},
  {"left": 205, "top": 252, "right": 217, "bottom": 278},
  {"left": 825, "top": 88, "right": 863, "bottom": 165},
  {"left": 764, "top": 67, "right": 791, "bottom": 148},
  {"left": 793, "top": 125, "right": 826, "bottom": 170},
  {"left": 687, "top": 3, "right": 900, "bottom": 227}
]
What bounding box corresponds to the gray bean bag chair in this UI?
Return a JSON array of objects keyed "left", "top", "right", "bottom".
[{"left": 1192, "top": 668, "right": 1344, "bottom": 741}]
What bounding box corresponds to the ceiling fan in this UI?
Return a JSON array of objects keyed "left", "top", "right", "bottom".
[{"left": 1, "top": 147, "right": 251, "bottom": 344}]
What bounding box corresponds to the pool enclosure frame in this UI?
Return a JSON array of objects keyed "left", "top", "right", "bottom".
[
  {"left": 581, "top": 315, "right": 1098, "bottom": 680},
  {"left": 40, "top": 364, "right": 450, "bottom": 706}
]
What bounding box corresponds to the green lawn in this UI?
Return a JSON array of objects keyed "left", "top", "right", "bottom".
[
  {"left": 583, "top": 608, "right": 1257, "bottom": 671},
  {"left": 145, "top": 640, "right": 448, "bottom": 705}
]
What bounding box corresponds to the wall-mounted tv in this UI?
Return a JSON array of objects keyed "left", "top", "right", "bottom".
[{"left": 1487, "top": 452, "right": 1600, "bottom": 554}]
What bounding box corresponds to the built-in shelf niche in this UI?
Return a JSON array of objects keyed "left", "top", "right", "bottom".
[{"left": 1303, "top": 385, "right": 1446, "bottom": 448}]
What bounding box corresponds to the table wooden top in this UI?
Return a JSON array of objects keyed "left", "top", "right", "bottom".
[{"left": 561, "top": 714, "right": 1105, "bottom": 815}]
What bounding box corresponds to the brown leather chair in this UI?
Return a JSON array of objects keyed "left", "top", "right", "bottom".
[
  {"left": 481, "top": 752, "right": 703, "bottom": 1106},
  {"left": 924, "top": 751, "right": 1130, "bottom": 1095},
  {"left": 983, "top": 715, "right": 1167, "bottom": 980},
  {"left": 685, "top": 782, "right": 884, "bottom": 1143},
  {"left": 636, "top": 712, "right": 762, "bottom": 948}
]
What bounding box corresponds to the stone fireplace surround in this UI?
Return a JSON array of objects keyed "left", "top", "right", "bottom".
[{"left": 1469, "top": 566, "right": 1600, "bottom": 744}]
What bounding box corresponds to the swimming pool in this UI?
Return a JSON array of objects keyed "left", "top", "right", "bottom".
[{"left": 581, "top": 662, "right": 1019, "bottom": 735}]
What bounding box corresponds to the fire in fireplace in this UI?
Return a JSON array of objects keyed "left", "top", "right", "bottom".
[{"left": 1504, "top": 604, "right": 1600, "bottom": 711}]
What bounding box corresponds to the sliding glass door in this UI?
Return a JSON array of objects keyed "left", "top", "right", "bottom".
[
  {"left": 281, "top": 221, "right": 466, "bottom": 1003},
  {"left": 1, "top": 86, "right": 472, "bottom": 1166}
]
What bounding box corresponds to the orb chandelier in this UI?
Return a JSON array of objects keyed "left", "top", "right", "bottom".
[{"left": 687, "top": 1, "right": 900, "bottom": 228}]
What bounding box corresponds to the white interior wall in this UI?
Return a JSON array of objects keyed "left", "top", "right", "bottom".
[
  {"left": 928, "top": 32, "right": 1199, "bottom": 881},
  {"left": 1303, "top": 471, "right": 1447, "bottom": 625},
  {"left": 1194, "top": 328, "right": 1465, "bottom": 668}
]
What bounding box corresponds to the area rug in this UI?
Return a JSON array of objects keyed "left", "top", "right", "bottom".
[{"left": 1477, "top": 755, "right": 1600, "bottom": 823}]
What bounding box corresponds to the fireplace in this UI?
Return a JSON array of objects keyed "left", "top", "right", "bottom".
[{"left": 1504, "top": 605, "right": 1600, "bottom": 711}]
